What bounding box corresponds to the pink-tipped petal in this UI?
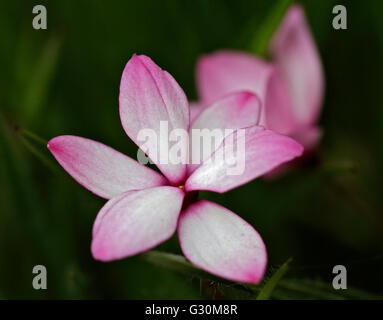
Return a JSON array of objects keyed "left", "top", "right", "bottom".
[
  {"left": 196, "top": 51, "right": 273, "bottom": 125},
  {"left": 119, "top": 54, "right": 189, "bottom": 185},
  {"left": 48, "top": 135, "right": 167, "bottom": 199},
  {"left": 178, "top": 200, "right": 267, "bottom": 284},
  {"left": 92, "top": 186, "right": 184, "bottom": 261},
  {"left": 265, "top": 69, "right": 296, "bottom": 135},
  {"left": 188, "top": 92, "right": 261, "bottom": 174},
  {"left": 185, "top": 126, "right": 304, "bottom": 193},
  {"left": 291, "top": 125, "right": 322, "bottom": 152},
  {"left": 191, "top": 91, "right": 261, "bottom": 132},
  {"left": 264, "top": 126, "right": 322, "bottom": 179},
  {"left": 270, "top": 4, "right": 324, "bottom": 126}
]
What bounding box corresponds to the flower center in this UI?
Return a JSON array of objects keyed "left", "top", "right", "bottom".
[{"left": 178, "top": 185, "right": 198, "bottom": 209}]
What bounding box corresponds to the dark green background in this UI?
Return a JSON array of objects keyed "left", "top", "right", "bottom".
[{"left": 0, "top": 0, "right": 382, "bottom": 299}]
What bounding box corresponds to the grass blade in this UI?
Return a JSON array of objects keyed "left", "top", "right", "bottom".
[{"left": 256, "top": 257, "right": 292, "bottom": 300}]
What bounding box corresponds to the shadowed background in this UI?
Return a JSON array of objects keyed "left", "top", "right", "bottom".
[{"left": 0, "top": 0, "right": 382, "bottom": 299}]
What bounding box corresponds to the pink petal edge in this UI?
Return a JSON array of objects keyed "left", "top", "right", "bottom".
[
  {"left": 92, "top": 186, "right": 184, "bottom": 261},
  {"left": 185, "top": 126, "right": 304, "bottom": 193},
  {"left": 119, "top": 54, "right": 189, "bottom": 186},
  {"left": 196, "top": 50, "right": 273, "bottom": 120},
  {"left": 188, "top": 91, "right": 261, "bottom": 175},
  {"left": 48, "top": 135, "right": 167, "bottom": 199},
  {"left": 178, "top": 200, "right": 267, "bottom": 284},
  {"left": 270, "top": 4, "right": 324, "bottom": 126}
]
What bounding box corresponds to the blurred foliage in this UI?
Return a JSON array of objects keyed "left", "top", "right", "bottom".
[
  {"left": 0, "top": 0, "right": 383, "bottom": 299},
  {"left": 250, "top": 0, "right": 292, "bottom": 56}
]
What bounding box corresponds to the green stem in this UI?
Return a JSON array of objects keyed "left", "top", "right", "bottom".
[{"left": 22, "top": 129, "right": 48, "bottom": 146}]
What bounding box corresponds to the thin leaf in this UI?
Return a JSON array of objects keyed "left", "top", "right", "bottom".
[
  {"left": 23, "top": 36, "right": 61, "bottom": 123},
  {"left": 15, "top": 125, "right": 60, "bottom": 173},
  {"left": 256, "top": 257, "right": 292, "bottom": 300},
  {"left": 20, "top": 135, "right": 57, "bottom": 172},
  {"left": 278, "top": 278, "right": 344, "bottom": 300},
  {"left": 22, "top": 129, "right": 48, "bottom": 146},
  {"left": 250, "top": 0, "right": 292, "bottom": 57},
  {"left": 278, "top": 278, "right": 383, "bottom": 300},
  {"left": 141, "top": 251, "right": 380, "bottom": 300},
  {"left": 141, "top": 250, "right": 259, "bottom": 293},
  {"left": 142, "top": 250, "right": 224, "bottom": 282}
]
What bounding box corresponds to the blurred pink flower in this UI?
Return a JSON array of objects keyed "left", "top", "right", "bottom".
[
  {"left": 195, "top": 4, "right": 324, "bottom": 153},
  {"left": 48, "top": 54, "right": 303, "bottom": 283}
]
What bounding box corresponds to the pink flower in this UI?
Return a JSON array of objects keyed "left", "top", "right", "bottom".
[
  {"left": 48, "top": 54, "right": 303, "bottom": 284},
  {"left": 195, "top": 5, "right": 324, "bottom": 153}
]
